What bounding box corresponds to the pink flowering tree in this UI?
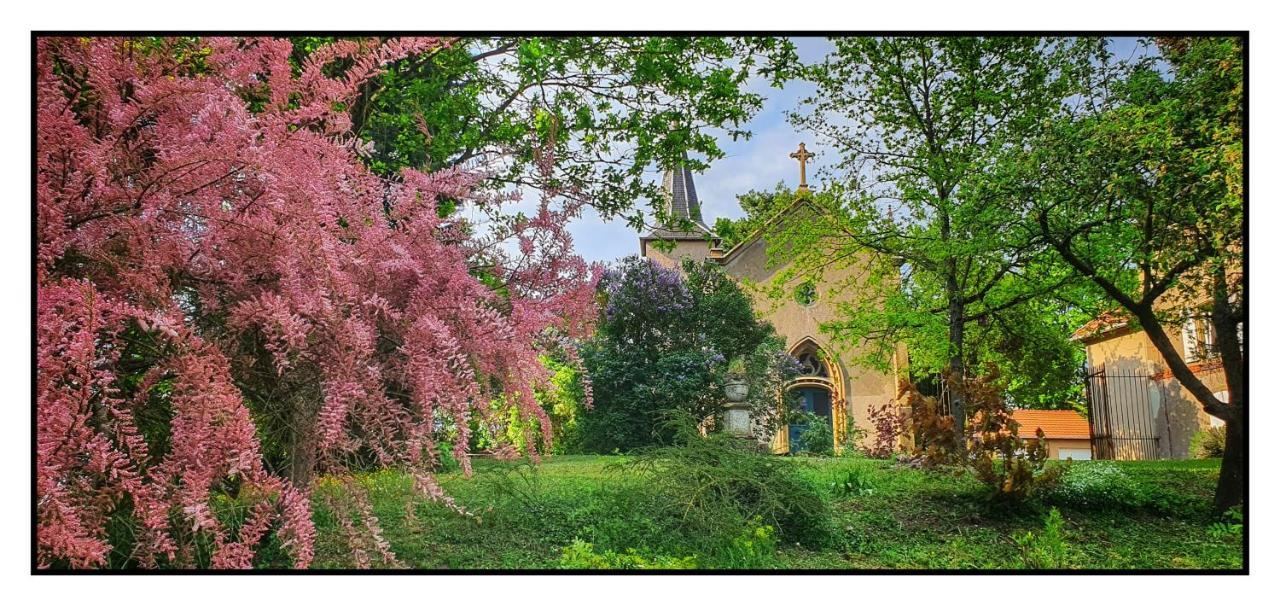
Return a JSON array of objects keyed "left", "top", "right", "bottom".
[{"left": 36, "top": 36, "right": 599, "bottom": 569}]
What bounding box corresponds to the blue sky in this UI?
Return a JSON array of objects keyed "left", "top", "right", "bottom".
[{"left": 566, "top": 37, "right": 1148, "bottom": 264}]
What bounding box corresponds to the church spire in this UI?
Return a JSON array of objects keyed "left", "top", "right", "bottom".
[{"left": 661, "top": 155, "right": 710, "bottom": 231}]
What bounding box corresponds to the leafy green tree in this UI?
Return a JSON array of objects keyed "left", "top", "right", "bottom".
[
  {"left": 712, "top": 182, "right": 798, "bottom": 250},
  {"left": 581, "top": 257, "right": 798, "bottom": 452},
  {"left": 290, "top": 36, "right": 797, "bottom": 226},
  {"left": 534, "top": 353, "right": 591, "bottom": 454},
  {"left": 1001, "top": 37, "right": 1244, "bottom": 511},
  {"left": 784, "top": 37, "right": 1105, "bottom": 437}
]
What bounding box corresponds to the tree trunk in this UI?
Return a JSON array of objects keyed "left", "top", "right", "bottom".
[
  {"left": 946, "top": 283, "right": 966, "bottom": 447},
  {"left": 287, "top": 387, "right": 319, "bottom": 489},
  {"left": 936, "top": 202, "right": 967, "bottom": 448},
  {"left": 1210, "top": 268, "right": 1244, "bottom": 514},
  {"left": 1214, "top": 416, "right": 1244, "bottom": 514}
]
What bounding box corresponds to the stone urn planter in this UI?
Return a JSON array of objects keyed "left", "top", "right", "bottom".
[
  {"left": 722, "top": 377, "right": 751, "bottom": 437},
  {"left": 724, "top": 378, "right": 749, "bottom": 403}
]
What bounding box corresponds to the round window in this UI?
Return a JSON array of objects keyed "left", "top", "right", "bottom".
[{"left": 794, "top": 280, "right": 817, "bottom": 306}]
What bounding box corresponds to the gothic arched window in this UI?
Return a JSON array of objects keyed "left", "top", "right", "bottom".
[{"left": 795, "top": 351, "right": 828, "bottom": 378}]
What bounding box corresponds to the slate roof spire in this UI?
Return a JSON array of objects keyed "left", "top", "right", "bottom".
[{"left": 658, "top": 155, "right": 713, "bottom": 234}]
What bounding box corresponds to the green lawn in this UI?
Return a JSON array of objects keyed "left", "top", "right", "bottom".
[{"left": 304, "top": 456, "right": 1242, "bottom": 570}]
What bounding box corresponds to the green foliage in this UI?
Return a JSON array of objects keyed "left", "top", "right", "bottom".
[
  {"left": 627, "top": 413, "right": 833, "bottom": 549},
  {"left": 433, "top": 442, "right": 462, "bottom": 474},
  {"left": 720, "top": 522, "right": 780, "bottom": 569},
  {"left": 1190, "top": 426, "right": 1227, "bottom": 459},
  {"left": 298, "top": 457, "right": 1239, "bottom": 570},
  {"left": 829, "top": 466, "right": 878, "bottom": 499},
  {"left": 556, "top": 521, "right": 777, "bottom": 570},
  {"left": 713, "top": 182, "right": 799, "bottom": 250},
  {"left": 1013, "top": 508, "right": 1069, "bottom": 569},
  {"left": 782, "top": 37, "right": 1107, "bottom": 410},
  {"left": 478, "top": 446, "right": 794, "bottom": 569},
  {"left": 1002, "top": 37, "right": 1243, "bottom": 332},
  {"left": 971, "top": 299, "right": 1092, "bottom": 409},
  {"left": 470, "top": 394, "right": 540, "bottom": 456},
  {"left": 1043, "top": 462, "right": 1139, "bottom": 510},
  {"left": 1206, "top": 506, "right": 1243, "bottom": 540},
  {"left": 579, "top": 346, "right": 721, "bottom": 452},
  {"left": 288, "top": 36, "right": 797, "bottom": 223},
  {"left": 793, "top": 412, "right": 835, "bottom": 457},
  {"left": 558, "top": 539, "right": 699, "bottom": 570},
  {"left": 535, "top": 354, "right": 589, "bottom": 454},
  {"left": 681, "top": 258, "right": 777, "bottom": 357},
  {"left": 581, "top": 257, "right": 797, "bottom": 452},
  {"left": 836, "top": 412, "right": 868, "bottom": 456},
  {"left": 1042, "top": 459, "right": 1220, "bottom": 517}
]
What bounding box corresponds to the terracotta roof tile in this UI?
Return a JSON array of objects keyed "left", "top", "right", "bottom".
[
  {"left": 1070, "top": 309, "right": 1134, "bottom": 342},
  {"left": 1010, "top": 409, "right": 1090, "bottom": 440}
]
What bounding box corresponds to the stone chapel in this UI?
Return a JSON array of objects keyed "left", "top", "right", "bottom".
[{"left": 639, "top": 147, "right": 907, "bottom": 454}]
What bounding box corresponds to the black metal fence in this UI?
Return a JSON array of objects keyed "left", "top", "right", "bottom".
[{"left": 1084, "top": 369, "right": 1164, "bottom": 460}]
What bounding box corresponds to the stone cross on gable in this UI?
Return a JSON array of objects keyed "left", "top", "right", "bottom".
[{"left": 789, "top": 142, "right": 815, "bottom": 191}]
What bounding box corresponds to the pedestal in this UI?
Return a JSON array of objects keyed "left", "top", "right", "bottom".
[{"left": 724, "top": 405, "right": 752, "bottom": 437}]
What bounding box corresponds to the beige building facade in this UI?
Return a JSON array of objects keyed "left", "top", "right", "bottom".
[{"left": 1074, "top": 310, "right": 1229, "bottom": 459}]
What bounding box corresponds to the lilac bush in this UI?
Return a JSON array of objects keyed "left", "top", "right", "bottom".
[{"left": 581, "top": 257, "right": 799, "bottom": 450}]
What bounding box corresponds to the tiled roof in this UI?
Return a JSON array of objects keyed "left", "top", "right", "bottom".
[
  {"left": 1010, "top": 409, "right": 1090, "bottom": 440},
  {"left": 1070, "top": 309, "right": 1134, "bottom": 342}
]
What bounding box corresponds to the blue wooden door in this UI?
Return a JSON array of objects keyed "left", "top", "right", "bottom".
[{"left": 788, "top": 387, "right": 833, "bottom": 454}]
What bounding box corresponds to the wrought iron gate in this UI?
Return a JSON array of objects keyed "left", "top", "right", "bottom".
[{"left": 1084, "top": 369, "right": 1165, "bottom": 460}]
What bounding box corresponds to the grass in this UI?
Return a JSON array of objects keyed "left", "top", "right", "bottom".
[{"left": 302, "top": 456, "right": 1242, "bottom": 570}]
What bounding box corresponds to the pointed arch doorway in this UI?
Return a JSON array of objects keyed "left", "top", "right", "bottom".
[{"left": 781, "top": 338, "right": 847, "bottom": 454}]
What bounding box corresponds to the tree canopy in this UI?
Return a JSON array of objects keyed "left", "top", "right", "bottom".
[
  {"left": 36, "top": 36, "right": 600, "bottom": 569},
  {"left": 780, "top": 37, "right": 1106, "bottom": 422},
  {"left": 996, "top": 36, "right": 1244, "bottom": 511},
  {"left": 580, "top": 257, "right": 799, "bottom": 452},
  {"left": 290, "top": 36, "right": 797, "bottom": 229}
]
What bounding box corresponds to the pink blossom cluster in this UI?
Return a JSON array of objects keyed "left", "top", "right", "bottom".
[{"left": 37, "top": 37, "right": 599, "bottom": 568}]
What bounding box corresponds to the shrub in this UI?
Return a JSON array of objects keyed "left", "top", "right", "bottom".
[
  {"left": 558, "top": 539, "right": 699, "bottom": 570},
  {"left": 965, "top": 375, "right": 1059, "bottom": 503},
  {"left": 534, "top": 353, "right": 590, "bottom": 454},
  {"left": 830, "top": 466, "right": 878, "bottom": 498},
  {"left": 1042, "top": 462, "right": 1139, "bottom": 510},
  {"left": 1013, "top": 507, "right": 1069, "bottom": 569},
  {"left": 903, "top": 386, "right": 962, "bottom": 468},
  {"left": 794, "top": 412, "right": 835, "bottom": 457},
  {"left": 902, "top": 369, "right": 1060, "bottom": 503},
  {"left": 626, "top": 412, "right": 833, "bottom": 549},
  {"left": 719, "top": 522, "right": 780, "bottom": 569},
  {"left": 581, "top": 257, "right": 798, "bottom": 452},
  {"left": 1207, "top": 506, "right": 1243, "bottom": 540},
  {"left": 1190, "top": 426, "right": 1227, "bottom": 459},
  {"left": 865, "top": 400, "right": 907, "bottom": 459}
]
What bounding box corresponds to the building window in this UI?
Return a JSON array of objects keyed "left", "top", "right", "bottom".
[
  {"left": 794, "top": 280, "right": 818, "bottom": 306},
  {"left": 1181, "top": 315, "right": 1217, "bottom": 363},
  {"left": 795, "top": 351, "right": 829, "bottom": 378}
]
